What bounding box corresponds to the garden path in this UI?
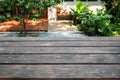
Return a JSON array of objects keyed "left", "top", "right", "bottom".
[{"left": 48, "top": 20, "right": 78, "bottom": 32}]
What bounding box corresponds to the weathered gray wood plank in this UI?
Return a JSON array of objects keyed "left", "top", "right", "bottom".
[
  {"left": 0, "top": 41, "right": 120, "bottom": 47},
  {"left": 0, "top": 65, "right": 120, "bottom": 78},
  {"left": 0, "top": 37, "right": 120, "bottom": 79},
  {"left": 0, "top": 37, "right": 120, "bottom": 42},
  {"left": 0, "top": 47, "right": 120, "bottom": 54},
  {"left": 0, "top": 54, "right": 120, "bottom": 63},
  {"left": 0, "top": 78, "right": 120, "bottom": 80}
]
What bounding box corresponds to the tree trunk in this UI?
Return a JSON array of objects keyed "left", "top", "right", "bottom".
[{"left": 22, "top": 18, "right": 27, "bottom": 36}]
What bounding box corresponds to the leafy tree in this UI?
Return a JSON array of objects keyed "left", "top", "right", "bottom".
[{"left": 0, "top": 0, "right": 62, "bottom": 34}]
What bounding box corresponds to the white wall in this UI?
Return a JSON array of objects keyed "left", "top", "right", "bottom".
[
  {"left": 48, "top": 0, "right": 103, "bottom": 21},
  {"left": 62, "top": 0, "right": 77, "bottom": 12}
]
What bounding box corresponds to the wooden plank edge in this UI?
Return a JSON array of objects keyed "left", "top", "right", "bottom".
[
  {"left": 0, "top": 37, "right": 120, "bottom": 42},
  {"left": 0, "top": 78, "right": 120, "bottom": 80}
]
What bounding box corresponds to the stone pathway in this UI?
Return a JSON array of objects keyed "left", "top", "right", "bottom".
[{"left": 48, "top": 20, "right": 78, "bottom": 32}]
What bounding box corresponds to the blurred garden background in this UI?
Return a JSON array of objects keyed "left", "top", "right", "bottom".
[{"left": 0, "top": 0, "right": 120, "bottom": 37}]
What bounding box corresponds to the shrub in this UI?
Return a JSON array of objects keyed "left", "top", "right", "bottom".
[
  {"left": 71, "top": 0, "right": 89, "bottom": 25},
  {"left": 78, "top": 9, "right": 119, "bottom": 36},
  {"left": 0, "top": 15, "right": 6, "bottom": 22},
  {"left": 102, "top": 0, "right": 120, "bottom": 25},
  {"left": 70, "top": 0, "right": 120, "bottom": 36}
]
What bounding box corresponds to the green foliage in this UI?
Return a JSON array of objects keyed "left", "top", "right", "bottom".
[
  {"left": 0, "top": 0, "right": 62, "bottom": 33},
  {"left": 70, "top": 0, "right": 120, "bottom": 36},
  {"left": 0, "top": 0, "right": 45, "bottom": 21},
  {"left": 71, "top": 0, "right": 89, "bottom": 25},
  {"left": 76, "top": 0, "right": 82, "bottom": 14},
  {"left": 79, "top": 9, "right": 120, "bottom": 36},
  {"left": 102, "top": 0, "right": 120, "bottom": 25},
  {"left": 0, "top": 0, "right": 62, "bottom": 20},
  {"left": 41, "top": 0, "right": 62, "bottom": 7},
  {"left": 30, "top": 13, "right": 40, "bottom": 21},
  {"left": 0, "top": 15, "right": 6, "bottom": 22},
  {"left": 71, "top": 0, "right": 88, "bottom": 18},
  {"left": 110, "top": 24, "right": 120, "bottom": 36},
  {"left": 13, "top": 16, "right": 22, "bottom": 22}
]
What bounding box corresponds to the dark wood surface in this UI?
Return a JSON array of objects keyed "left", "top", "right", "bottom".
[{"left": 0, "top": 37, "right": 120, "bottom": 79}]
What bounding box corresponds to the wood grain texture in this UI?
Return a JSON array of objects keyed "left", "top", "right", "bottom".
[
  {"left": 0, "top": 65, "right": 120, "bottom": 78},
  {"left": 0, "top": 37, "right": 120, "bottom": 41},
  {"left": 0, "top": 47, "right": 120, "bottom": 54},
  {"left": 0, "top": 37, "right": 120, "bottom": 79},
  {"left": 0, "top": 78, "right": 120, "bottom": 80},
  {"left": 0, "top": 54, "right": 120, "bottom": 64},
  {"left": 0, "top": 41, "right": 120, "bottom": 47}
]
